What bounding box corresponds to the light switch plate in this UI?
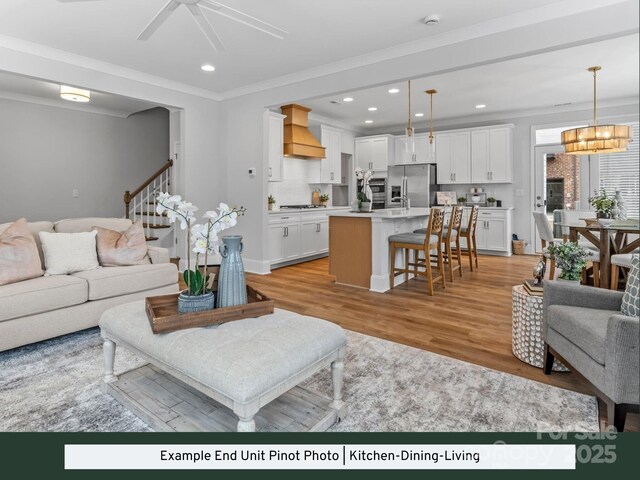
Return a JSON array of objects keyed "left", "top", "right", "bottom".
[
  {"left": 515, "top": 189, "right": 524, "bottom": 197},
  {"left": 72, "top": 189, "right": 79, "bottom": 198}
]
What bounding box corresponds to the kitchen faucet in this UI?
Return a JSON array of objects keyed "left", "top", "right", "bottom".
[{"left": 391, "top": 194, "right": 410, "bottom": 209}]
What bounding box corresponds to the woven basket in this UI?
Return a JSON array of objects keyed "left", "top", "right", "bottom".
[{"left": 512, "top": 240, "right": 527, "bottom": 255}]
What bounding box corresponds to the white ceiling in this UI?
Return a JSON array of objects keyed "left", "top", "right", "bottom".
[
  {"left": 301, "top": 35, "right": 640, "bottom": 131},
  {"left": 0, "top": 0, "right": 565, "bottom": 94},
  {"left": 0, "top": 72, "right": 160, "bottom": 117}
]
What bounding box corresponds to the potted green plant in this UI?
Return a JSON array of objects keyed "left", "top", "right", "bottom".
[
  {"left": 319, "top": 193, "right": 329, "bottom": 207},
  {"left": 487, "top": 196, "right": 496, "bottom": 207},
  {"left": 547, "top": 242, "right": 588, "bottom": 281},
  {"left": 457, "top": 196, "right": 466, "bottom": 206},
  {"left": 589, "top": 188, "right": 614, "bottom": 219},
  {"left": 268, "top": 194, "right": 276, "bottom": 211}
]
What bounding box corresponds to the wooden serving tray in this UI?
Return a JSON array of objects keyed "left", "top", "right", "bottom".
[{"left": 145, "top": 285, "right": 274, "bottom": 334}]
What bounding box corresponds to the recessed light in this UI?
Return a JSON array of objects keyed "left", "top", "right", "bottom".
[
  {"left": 414, "top": 113, "right": 424, "bottom": 117},
  {"left": 368, "top": 107, "right": 378, "bottom": 111},
  {"left": 60, "top": 85, "right": 90, "bottom": 103},
  {"left": 343, "top": 97, "right": 354, "bottom": 102},
  {"left": 364, "top": 120, "right": 373, "bottom": 124},
  {"left": 201, "top": 64, "right": 215, "bottom": 72},
  {"left": 475, "top": 104, "right": 486, "bottom": 109},
  {"left": 388, "top": 88, "right": 400, "bottom": 94}
]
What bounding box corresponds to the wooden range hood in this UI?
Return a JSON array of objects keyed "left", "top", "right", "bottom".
[{"left": 280, "top": 104, "right": 326, "bottom": 159}]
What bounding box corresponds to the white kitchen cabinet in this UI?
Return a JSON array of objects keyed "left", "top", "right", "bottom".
[
  {"left": 471, "top": 127, "right": 513, "bottom": 183},
  {"left": 301, "top": 218, "right": 328, "bottom": 255},
  {"left": 320, "top": 125, "right": 342, "bottom": 184},
  {"left": 283, "top": 223, "right": 301, "bottom": 260},
  {"left": 269, "top": 210, "right": 332, "bottom": 266},
  {"left": 475, "top": 209, "right": 512, "bottom": 254},
  {"left": 265, "top": 110, "right": 286, "bottom": 182},
  {"left": 436, "top": 131, "right": 471, "bottom": 183},
  {"left": 268, "top": 224, "right": 285, "bottom": 264},
  {"left": 394, "top": 133, "right": 433, "bottom": 165},
  {"left": 355, "top": 135, "right": 394, "bottom": 171}
]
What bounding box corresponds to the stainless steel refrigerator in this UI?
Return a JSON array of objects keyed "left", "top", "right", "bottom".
[{"left": 387, "top": 164, "right": 439, "bottom": 208}]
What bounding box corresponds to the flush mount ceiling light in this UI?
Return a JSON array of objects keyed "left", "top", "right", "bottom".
[
  {"left": 425, "top": 89, "right": 437, "bottom": 162},
  {"left": 368, "top": 107, "right": 378, "bottom": 111},
  {"left": 388, "top": 88, "right": 400, "bottom": 94},
  {"left": 200, "top": 64, "right": 215, "bottom": 71},
  {"left": 475, "top": 104, "right": 486, "bottom": 109},
  {"left": 414, "top": 113, "right": 424, "bottom": 117},
  {"left": 60, "top": 85, "right": 91, "bottom": 103},
  {"left": 58, "top": 0, "right": 288, "bottom": 53},
  {"left": 343, "top": 97, "right": 354, "bottom": 102},
  {"left": 561, "top": 66, "right": 632, "bottom": 155}
]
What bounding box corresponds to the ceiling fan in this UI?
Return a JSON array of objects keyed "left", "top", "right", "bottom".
[{"left": 58, "top": 0, "right": 288, "bottom": 52}]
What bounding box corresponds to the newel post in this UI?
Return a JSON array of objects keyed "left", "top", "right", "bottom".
[{"left": 124, "top": 191, "right": 131, "bottom": 219}]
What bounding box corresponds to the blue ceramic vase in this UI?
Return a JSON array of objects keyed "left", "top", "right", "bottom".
[{"left": 216, "top": 235, "right": 248, "bottom": 308}]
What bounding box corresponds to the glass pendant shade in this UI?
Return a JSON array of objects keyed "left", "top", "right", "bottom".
[
  {"left": 404, "top": 126, "right": 415, "bottom": 153},
  {"left": 561, "top": 66, "right": 632, "bottom": 155},
  {"left": 425, "top": 135, "right": 436, "bottom": 162}
]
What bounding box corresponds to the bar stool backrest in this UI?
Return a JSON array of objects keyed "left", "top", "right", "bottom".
[
  {"left": 425, "top": 207, "right": 445, "bottom": 248},
  {"left": 445, "top": 206, "right": 464, "bottom": 242},
  {"left": 468, "top": 205, "right": 479, "bottom": 235}
]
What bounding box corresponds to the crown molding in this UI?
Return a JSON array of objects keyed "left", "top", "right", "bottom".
[
  {"left": 0, "top": 33, "right": 222, "bottom": 101},
  {"left": 218, "top": 0, "right": 634, "bottom": 100},
  {"left": 0, "top": 90, "right": 132, "bottom": 118}
]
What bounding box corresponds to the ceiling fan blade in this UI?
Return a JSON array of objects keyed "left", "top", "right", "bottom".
[
  {"left": 199, "top": 0, "right": 288, "bottom": 40},
  {"left": 186, "top": 4, "right": 225, "bottom": 52},
  {"left": 137, "top": 0, "right": 180, "bottom": 41}
]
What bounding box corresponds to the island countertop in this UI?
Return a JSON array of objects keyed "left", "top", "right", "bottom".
[{"left": 328, "top": 207, "right": 431, "bottom": 220}]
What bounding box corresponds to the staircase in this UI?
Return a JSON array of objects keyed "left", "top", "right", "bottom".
[{"left": 124, "top": 159, "right": 175, "bottom": 249}]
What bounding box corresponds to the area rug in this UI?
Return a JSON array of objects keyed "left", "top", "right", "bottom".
[{"left": 0, "top": 327, "right": 598, "bottom": 432}]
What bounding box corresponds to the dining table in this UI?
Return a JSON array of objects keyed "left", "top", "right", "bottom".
[{"left": 556, "top": 219, "right": 640, "bottom": 288}]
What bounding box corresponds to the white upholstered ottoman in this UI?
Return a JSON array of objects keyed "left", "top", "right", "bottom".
[{"left": 99, "top": 301, "right": 347, "bottom": 432}]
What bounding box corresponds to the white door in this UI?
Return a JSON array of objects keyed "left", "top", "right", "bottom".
[
  {"left": 330, "top": 130, "right": 342, "bottom": 183},
  {"left": 283, "top": 223, "right": 301, "bottom": 260},
  {"left": 355, "top": 140, "right": 371, "bottom": 171},
  {"left": 489, "top": 127, "right": 511, "bottom": 182},
  {"left": 413, "top": 133, "right": 429, "bottom": 163},
  {"left": 394, "top": 136, "right": 411, "bottom": 165},
  {"left": 317, "top": 220, "right": 329, "bottom": 253},
  {"left": 268, "top": 224, "right": 285, "bottom": 263},
  {"left": 471, "top": 130, "right": 490, "bottom": 183},
  {"left": 436, "top": 133, "right": 452, "bottom": 183},
  {"left": 267, "top": 113, "right": 284, "bottom": 182},
  {"left": 300, "top": 221, "right": 318, "bottom": 256},
  {"left": 371, "top": 137, "right": 388, "bottom": 171},
  {"left": 485, "top": 219, "right": 507, "bottom": 250},
  {"left": 451, "top": 132, "right": 471, "bottom": 183}
]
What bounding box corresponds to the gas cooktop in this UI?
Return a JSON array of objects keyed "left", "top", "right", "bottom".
[{"left": 279, "top": 204, "right": 322, "bottom": 209}]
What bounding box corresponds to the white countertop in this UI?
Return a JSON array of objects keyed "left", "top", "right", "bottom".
[
  {"left": 268, "top": 206, "right": 350, "bottom": 214},
  {"left": 329, "top": 207, "right": 431, "bottom": 219}
]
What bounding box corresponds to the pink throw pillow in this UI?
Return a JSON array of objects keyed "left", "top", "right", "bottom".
[
  {"left": 94, "top": 220, "right": 151, "bottom": 267},
  {"left": 0, "top": 218, "right": 44, "bottom": 285}
]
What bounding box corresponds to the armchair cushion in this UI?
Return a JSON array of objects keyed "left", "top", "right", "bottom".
[
  {"left": 621, "top": 255, "right": 639, "bottom": 317},
  {"left": 547, "top": 306, "right": 610, "bottom": 365}
]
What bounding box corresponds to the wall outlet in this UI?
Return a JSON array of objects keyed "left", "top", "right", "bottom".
[
  {"left": 515, "top": 189, "right": 524, "bottom": 197},
  {"left": 72, "top": 188, "right": 79, "bottom": 198},
  {"left": 248, "top": 168, "right": 256, "bottom": 176}
]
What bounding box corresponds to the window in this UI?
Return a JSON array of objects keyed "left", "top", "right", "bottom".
[
  {"left": 535, "top": 125, "right": 587, "bottom": 145},
  {"left": 598, "top": 122, "right": 639, "bottom": 218}
]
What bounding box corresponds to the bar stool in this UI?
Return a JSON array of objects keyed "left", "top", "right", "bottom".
[
  {"left": 389, "top": 207, "right": 446, "bottom": 296},
  {"left": 415, "top": 205, "right": 480, "bottom": 272}
]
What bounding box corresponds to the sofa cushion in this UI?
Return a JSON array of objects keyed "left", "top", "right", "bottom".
[
  {"left": 95, "top": 220, "right": 150, "bottom": 267},
  {"left": 0, "top": 275, "right": 88, "bottom": 322},
  {"left": 71, "top": 263, "right": 177, "bottom": 300},
  {"left": 39, "top": 230, "right": 100, "bottom": 275},
  {"left": 621, "top": 255, "right": 639, "bottom": 317},
  {"left": 547, "top": 305, "right": 610, "bottom": 365},
  {"left": 0, "top": 218, "right": 44, "bottom": 286},
  {"left": 54, "top": 217, "right": 132, "bottom": 234},
  {"left": 0, "top": 220, "right": 54, "bottom": 270}
]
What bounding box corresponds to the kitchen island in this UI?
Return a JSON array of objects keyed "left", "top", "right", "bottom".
[{"left": 328, "top": 208, "right": 430, "bottom": 292}]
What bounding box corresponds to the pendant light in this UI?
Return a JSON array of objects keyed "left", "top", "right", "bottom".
[
  {"left": 403, "top": 80, "right": 415, "bottom": 154},
  {"left": 561, "top": 66, "right": 632, "bottom": 155},
  {"left": 425, "top": 89, "right": 437, "bottom": 162}
]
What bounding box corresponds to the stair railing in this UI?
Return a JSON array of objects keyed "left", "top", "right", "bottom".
[{"left": 124, "top": 159, "right": 173, "bottom": 240}]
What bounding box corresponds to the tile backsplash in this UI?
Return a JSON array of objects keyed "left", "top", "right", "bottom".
[{"left": 268, "top": 157, "right": 331, "bottom": 206}]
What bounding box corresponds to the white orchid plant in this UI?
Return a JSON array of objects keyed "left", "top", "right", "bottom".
[{"left": 156, "top": 192, "right": 246, "bottom": 296}]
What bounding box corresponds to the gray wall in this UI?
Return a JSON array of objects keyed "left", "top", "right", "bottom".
[{"left": 0, "top": 98, "right": 169, "bottom": 223}]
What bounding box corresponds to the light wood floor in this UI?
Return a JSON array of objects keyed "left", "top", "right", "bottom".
[{"left": 245, "top": 254, "right": 638, "bottom": 432}]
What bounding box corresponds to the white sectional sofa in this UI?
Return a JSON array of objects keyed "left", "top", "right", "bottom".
[{"left": 0, "top": 217, "right": 178, "bottom": 352}]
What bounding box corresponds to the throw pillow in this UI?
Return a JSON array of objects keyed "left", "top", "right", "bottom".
[
  {"left": 0, "top": 218, "right": 44, "bottom": 286},
  {"left": 94, "top": 220, "right": 150, "bottom": 267},
  {"left": 621, "top": 254, "right": 639, "bottom": 317},
  {"left": 39, "top": 230, "right": 100, "bottom": 275}
]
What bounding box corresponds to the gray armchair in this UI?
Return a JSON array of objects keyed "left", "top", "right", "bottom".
[{"left": 543, "top": 281, "right": 639, "bottom": 431}]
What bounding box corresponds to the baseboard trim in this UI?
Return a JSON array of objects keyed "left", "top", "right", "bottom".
[{"left": 244, "top": 258, "right": 271, "bottom": 275}]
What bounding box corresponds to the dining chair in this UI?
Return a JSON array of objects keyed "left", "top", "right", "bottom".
[
  {"left": 533, "top": 211, "right": 563, "bottom": 279},
  {"left": 611, "top": 252, "right": 640, "bottom": 290},
  {"left": 389, "top": 207, "right": 446, "bottom": 296}
]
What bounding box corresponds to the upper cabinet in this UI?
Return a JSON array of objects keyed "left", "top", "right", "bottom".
[
  {"left": 265, "top": 110, "right": 286, "bottom": 182},
  {"left": 319, "top": 125, "right": 343, "bottom": 184},
  {"left": 393, "top": 133, "right": 434, "bottom": 165},
  {"left": 436, "top": 124, "right": 513, "bottom": 184},
  {"left": 436, "top": 131, "right": 471, "bottom": 184},
  {"left": 471, "top": 126, "right": 513, "bottom": 183},
  {"left": 355, "top": 135, "right": 394, "bottom": 172}
]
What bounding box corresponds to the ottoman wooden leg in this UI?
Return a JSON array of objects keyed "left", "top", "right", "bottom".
[
  {"left": 237, "top": 415, "right": 256, "bottom": 432},
  {"left": 103, "top": 339, "right": 118, "bottom": 383}
]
